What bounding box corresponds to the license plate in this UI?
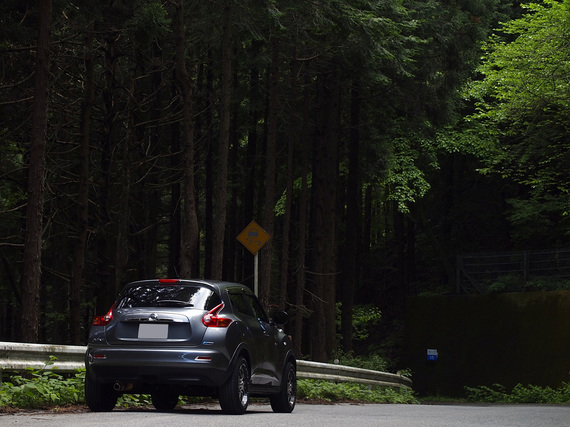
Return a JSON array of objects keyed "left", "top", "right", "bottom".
[{"left": 138, "top": 323, "right": 168, "bottom": 339}]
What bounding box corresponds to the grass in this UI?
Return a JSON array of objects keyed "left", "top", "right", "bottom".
[
  {"left": 5, "top": 362, "right": 568, "bottom": 410},
  {"left": 419, "top": 382, "right": 570, "bottom": 405},
  {"left": 0, "top": 368, "right": 85, "bottom": 409},
  {"left": 297, "top": 379, "right": 418, "bottom": 404},
  {"left": 463, "top": 383, "right": 570, "bottom": 404},
  {"left": 0, "top": 367, "right": 417, "bottom": 411}
]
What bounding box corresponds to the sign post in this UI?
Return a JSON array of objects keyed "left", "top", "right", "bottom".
[{"left": 236, "top": 220, "right": 270, "bottom": 296}]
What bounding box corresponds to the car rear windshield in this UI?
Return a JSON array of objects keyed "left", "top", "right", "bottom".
[{"left": 116, "top": 284, "right": 221, "bottom": 310}]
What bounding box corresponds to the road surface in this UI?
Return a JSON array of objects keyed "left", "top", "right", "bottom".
[{"left": 2, "top": 402, "right": 570, "bottom": 426}]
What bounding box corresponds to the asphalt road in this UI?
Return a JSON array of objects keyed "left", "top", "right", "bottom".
[{"left": 2, "top": 403, "right": 570, "bottom": 427}]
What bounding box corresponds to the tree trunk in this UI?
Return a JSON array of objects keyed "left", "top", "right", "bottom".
[
  {"left": 241, "top": 41, "right": 261, "bottom": 289},
  {"left": 341, "top": 82, "right": 361, "bottom": 353},
  {"left": 279, "top": 58, "right": 298, "bottom": 309},
  {"left": 95, "top": 31, "right": 119, "bottom": 314},
  {"left": 323, "top": 69, "right": 340, "bottom": 360},
  {"left": 260, "top": 37, "right": 279, "bottom": 306},
  {"left": 70, "top": 24, "right": 94, "bottom": 344},
  {"left": 310, "top": 68, "right": 340, "bottom": 361},
  {"left": 294, "top": 71, "right": 311, "bottom": 357},
  {"left": 168, "top": 107, "right": 182, "bottom": 278},
  {"left": 20, "top": 0, "right": 52, "bottom": 343},
  {"left": 363, "top": 185, "right": 372, "bottom": 254},
  {"left": 211, "top": 1, "right": 232, "bottom": 280},
  {"left": 114, "top": 73, "right": 134, "bottom": 290},
  {"left": 203, "top": 50, "right": 214, "bottom": 279},
  {"left": 175, "top": 0, "right": 199, "bottom": 278},
  {"left": 225, "top": 71, "right": 241, "bottom": 280}
]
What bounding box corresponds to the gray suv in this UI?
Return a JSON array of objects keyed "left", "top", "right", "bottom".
[{"left": 85, "top": 279, "right": 296, "bottom": 414}]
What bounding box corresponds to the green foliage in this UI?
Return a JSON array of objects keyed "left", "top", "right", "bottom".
[
  {"left": 274, "top": 174, "right": 312, "bottom": 217},
  {"left": 486, "top": 274, "right": 570, "bottom": 293},
  {"left": 116, "top": 394, "right": 152, "bottom": 407},
  {"left": 487, "top": 274, "right": 524, "bottom": 293},
  {"left": 525, "top": 277, "right": 570, "bottom": 292},
  {"left": 0, "top": 368, "right": 85, "bottom": 409},
  {"left": 466, "top": 1, "right": 570, "bottom": 183},
  {"left": 384, "top": 146, "right": 433, "bottom": 214},
  {"left": 352, "top": 305, "right": 383, "bottom": 341},
  {"left": 464, "top": 383, "right": 508, "bottom": 402},
  {"left": 506, "top": 195, "right": 570, "bottom": 246},
  {"left": 465, "top": 382, "right": 570, "bottom": 404},
  {"left": 0, "top": 369, "right": 419, "bottom": 409},
  {"left": 125, "top": 0, "right": 172, "bottom": 51},
  {"left": 336, "top": 304, "right": 383, "bottom": 343},
  {"left": 471, "top": 0, "right": 570, "bottom": 125},
  {"left": 460, "top": 0, "right": 570, "bottom": 245},
  {"left": 297, "top": 379, "right": 417, "bottom": 404},
  {"left": 0, "top": 362, "right": 213, "bottom": 410},
  {"left": 332, "top": 351, "right": 389, "bottom": 373}
]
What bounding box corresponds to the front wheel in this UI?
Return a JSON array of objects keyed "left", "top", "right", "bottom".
[
  {"left": 219, "top": 356, "right": 250, "bottom": 414},
  {"left": 270, "top": 361, "right": 296, "bottom": 413},
  {"left": 85, "top": 375, "right": 118, "bottom": 412}
]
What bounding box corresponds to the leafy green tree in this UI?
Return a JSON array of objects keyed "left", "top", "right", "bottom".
[{"left": 467, "top": 0, "right": 570, "bottom": 246}]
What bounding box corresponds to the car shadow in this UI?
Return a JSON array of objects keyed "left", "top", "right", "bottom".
[{"left": 117, "top": 403, "right": 273, "bottom": 415}]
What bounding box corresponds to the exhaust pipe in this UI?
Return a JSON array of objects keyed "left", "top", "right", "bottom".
[{"left": 113, "top": 382, "right": 133, "bottom": 392}]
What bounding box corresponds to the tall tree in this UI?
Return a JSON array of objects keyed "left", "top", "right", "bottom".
[
  {"left": 259, "top": 37, "right": 279, "bottom": 306},
  {"left": 278, "top": 57, "right": 300, "bottom": 309},
  {"left": 211, "top": 0, "right": 232, "bottom": 279},
  {"left": 94, "top": 3, "right": 122, "bottom": 314},
  {"left": 309, "top": 66, "right": 341, "bottom": 361},
  {"left": 20, "top": 0, "right": 52, "bottom": 342},
  {"left": 340, "top": 82, "right": 362, "bottom": 353},
  {"left": 70, "top": 17, "right": 95, "bottom": 345},
  {"left": 294, "top": 69, "right": 312, "bottom": 357},
  {"left": 174, "top": 0, "right": 200, "bottom": 277}
]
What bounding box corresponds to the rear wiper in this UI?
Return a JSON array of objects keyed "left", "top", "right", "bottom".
[{"left": 155, "top": 300, "right": 194, "bottom": 307}]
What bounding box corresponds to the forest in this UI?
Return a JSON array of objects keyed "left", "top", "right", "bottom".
[{"left": 1, "top": 0, "right": 568, "bottom": 365}]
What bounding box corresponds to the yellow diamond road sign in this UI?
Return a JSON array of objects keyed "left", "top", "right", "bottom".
[{"left": 237, "top": 220, "right": 270, "bottom": 255}]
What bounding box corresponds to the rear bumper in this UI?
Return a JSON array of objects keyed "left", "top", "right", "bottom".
[{"left": 85, "top": 345, "right": 231, "bottom": 388}]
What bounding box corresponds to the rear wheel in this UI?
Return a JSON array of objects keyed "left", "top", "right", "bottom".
[
  {"left": 85, "top": 375, "right": 118, "bottom": 412},
  {"left": 219, "top": 356, "right": 250, "bottom": 414},
  {"left": 270, "top": 361, "right": 296, "bottom": 413},
  {"left": 151, "top": 390, "right": 179, "bottom": 412}
]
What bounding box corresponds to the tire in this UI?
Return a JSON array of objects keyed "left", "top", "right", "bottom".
[
  {"left": 270, "top": 361, "right": 296, "bottom": 413},
  {"left": 85, "top": 375, "right": 118, "bottom": 412},
  {"left": 219, "top": 356, "right": 250, "bottom": 414},
  {"left": 151, "top": 390, "right": 179, "bottom": 412}
]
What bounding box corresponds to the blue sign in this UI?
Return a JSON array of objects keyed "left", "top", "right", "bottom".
[{"left": 427, "top": 349, "right": 438, "bottom": 361}]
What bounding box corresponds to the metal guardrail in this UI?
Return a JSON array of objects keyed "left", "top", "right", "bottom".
[
  {"left": 0, "top": 341, "right": 86, "bottom": 372},
  {"left": 0, "top": 341, "right": 412, "bottom": 390},
  {"left": 297, "top": 360, "right": 412, "bottom": 390}
]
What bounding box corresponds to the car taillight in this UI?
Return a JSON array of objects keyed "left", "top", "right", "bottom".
[
  {"left": 202, "top": 303, "right": 233, "bottom": 327},
  {"left": 159, "top": 278, "right": 179, "bottom": 285},
  {"left": 92, "top": 303, "right": 115, "bottom": 326}
]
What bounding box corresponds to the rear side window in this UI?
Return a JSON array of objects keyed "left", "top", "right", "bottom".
[
  {"left": 244, "top": 294, "right": 269, "bottom": 323},
  {"left": 229, "top": 293, "right": 254, "bottom": 317},
  {"left": 117, "top": 285, "right": 221, "bottom": 310},
  {"left": 229, "top": 291, "right": 269, "bottom": 323}
]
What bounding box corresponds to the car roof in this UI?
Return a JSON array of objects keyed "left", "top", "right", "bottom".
[{"left": 121, "top": 278, "right": 253, "bottom": 295}]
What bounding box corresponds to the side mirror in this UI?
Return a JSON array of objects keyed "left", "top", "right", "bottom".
[{"left": 271, "top": 310, "right": 289, "bottom": 325}]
